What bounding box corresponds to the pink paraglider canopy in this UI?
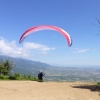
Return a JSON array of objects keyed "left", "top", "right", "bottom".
[{"left": 19, "top": 25, "right": 72, "bottom": 46}]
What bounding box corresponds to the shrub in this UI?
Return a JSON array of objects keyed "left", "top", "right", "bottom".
[
  {"left": 31, "top": 76, "right": 39, "bottom": 81},
  {"left": 9, "top": 75, "right": 16, "bottom": 80},
  {"left": 0, "top": 75, "right": 9, "bottom": 80},
  {"left": 97, "top": 82, "right": 100, "bottom": 86}
]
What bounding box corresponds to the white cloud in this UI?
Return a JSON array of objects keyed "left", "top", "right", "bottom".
[
  {"left": 23, "top": 42, "right": 55, "bottom": 51},
  {"left": 0, "top": 37, "right": 55, "bottom": 58},
  {"left": 73, "top": 48, "right": 90, "bottom": 53}
]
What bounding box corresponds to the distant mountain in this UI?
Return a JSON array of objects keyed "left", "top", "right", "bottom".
[
  {"left": 0, "top": 55, "right": 100, "bottom": 82},
  {"left": 0, "top": 55, "right": 53, "bottom": 76}
]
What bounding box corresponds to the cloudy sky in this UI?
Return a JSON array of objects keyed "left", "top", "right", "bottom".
[{"left": 0, "top": 0, "right": 100, "bottom": 67}]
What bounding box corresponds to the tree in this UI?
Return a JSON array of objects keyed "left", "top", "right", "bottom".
[
  {"left": 0, "top": 59, "right": 13, "bottom": 75},
  {"left": 0, "top": 64, "right": 4, "bottom": 75}
]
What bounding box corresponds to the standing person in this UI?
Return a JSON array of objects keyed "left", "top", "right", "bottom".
[{"left": 38, "top": 71, "right": 45, "bottom": 81}]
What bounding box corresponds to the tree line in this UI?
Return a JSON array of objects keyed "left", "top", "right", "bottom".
[{"left": 0, "top": 59, "right": 38, "bottom": 81}]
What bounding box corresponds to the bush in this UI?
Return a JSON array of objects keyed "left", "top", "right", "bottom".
[
  {"left": 97, "top": 82, "right": 100, "bottom": 86},
  {"left": 9, "top": 75, "right": 16, "bottom": 80},
  {"left": 0, "top": 73, "right": 39, "bottom": 81},
  {"left": 9, "top": 73, "right": 39, "bottom": 81},
  {"left": 9, "top": 73, "right": 22, "bottom": 80},
  {"left": 31, "top": 76, "right": 39, "bottom": 81},
  {"left": 0, "top": 75, "right": 9, "bottom": 80}
]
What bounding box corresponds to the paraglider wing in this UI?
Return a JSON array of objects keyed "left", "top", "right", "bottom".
[{"left": 19, "top": 25, "right": 72, "bottom": 46}]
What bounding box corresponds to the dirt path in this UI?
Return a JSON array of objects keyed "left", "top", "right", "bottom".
[{"left": 0, "top": 81, "right": 99, "bottom": 100}]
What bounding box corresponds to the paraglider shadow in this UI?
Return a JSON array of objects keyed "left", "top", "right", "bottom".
[{"left": 71, "top": 84, "right": 100, "bottom": 95}]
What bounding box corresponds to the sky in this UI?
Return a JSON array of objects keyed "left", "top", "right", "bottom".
[{"left": 0, "top": 0, "right": 100, "bottom": 67}]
